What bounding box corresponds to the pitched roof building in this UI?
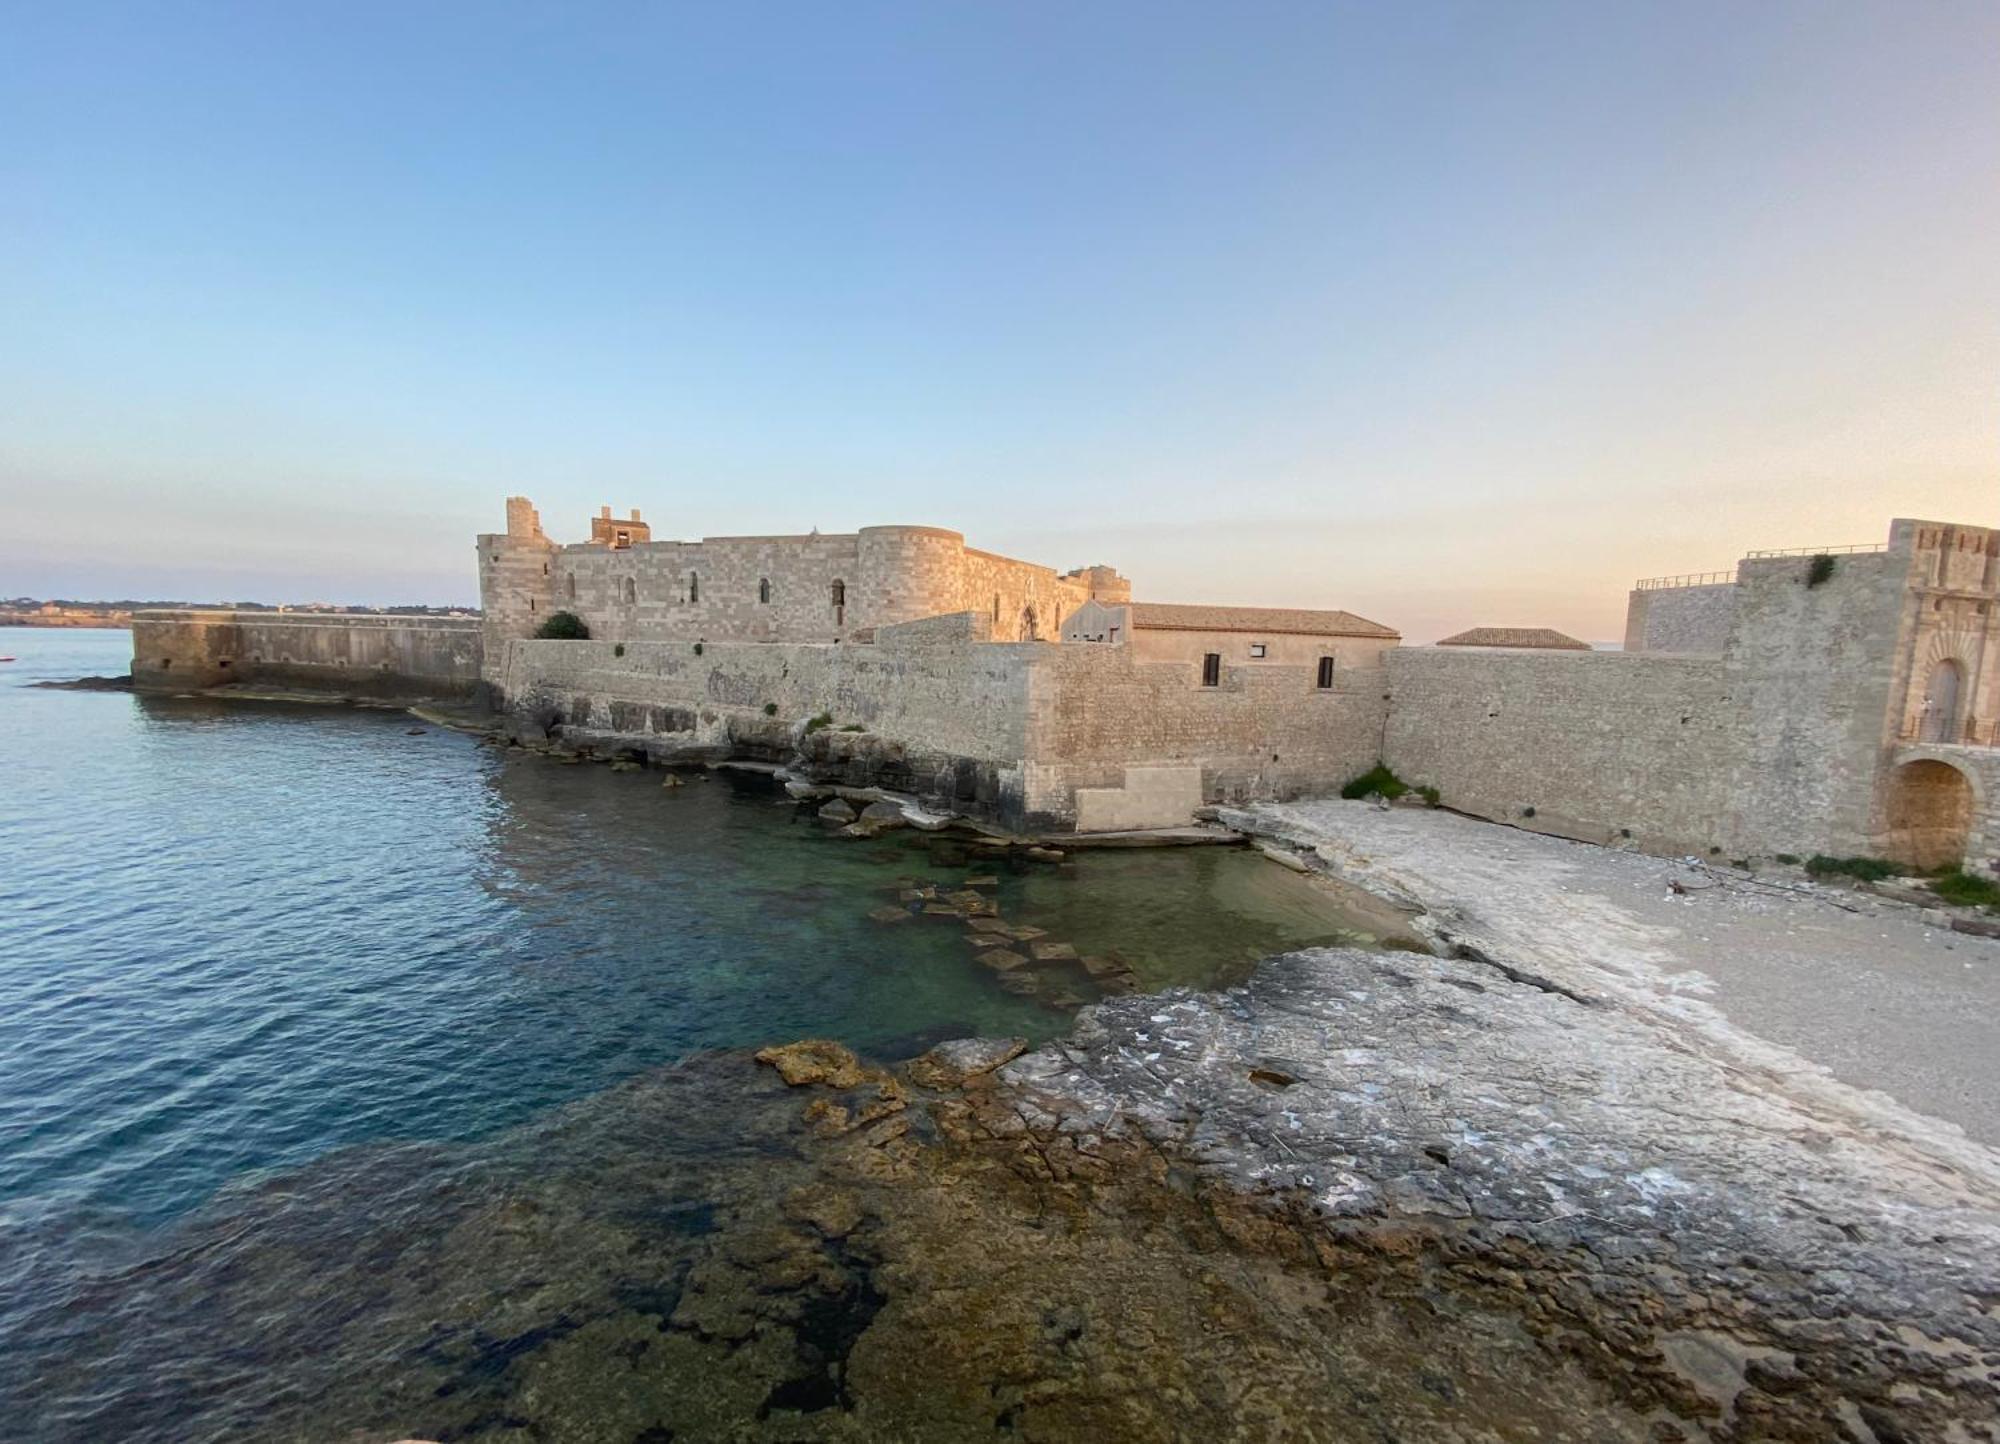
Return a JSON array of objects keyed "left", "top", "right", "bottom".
[{"left": 1435, "top": 626, "right": 1591, "bottom": 651}]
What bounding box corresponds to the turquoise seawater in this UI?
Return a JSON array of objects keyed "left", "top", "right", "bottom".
[{"left": 0, "top": 625, "right": 1382, "bottom": 1437}]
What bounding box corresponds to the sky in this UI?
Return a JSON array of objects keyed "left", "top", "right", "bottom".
[{"left": 1, "top": 2, "right": 1995, "bottom": 641}]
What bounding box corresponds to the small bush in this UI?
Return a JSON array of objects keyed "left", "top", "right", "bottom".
[
  {"left": 534, "top": 610, "right": 589, "bottom": 640},
  {"left": 1806, "top": 553, "right": 1836, "bottom": 588},
  {"left": 1521, "top": 806, "right": 1536, "bottom": 819},
  {"left": 1339, "top": 763, "right": 1408, "bottom": 801},
  {"left": 1930, "top": 868, "right": 2000, "bottom": 909},
  {"left": 839, "top": 723, "right": 865, "bottom": 732},
  {"left": 613, "top": 643, "right": 625, "bottom": 657},
  {"left": 1774, "top": 853, "right": 1801, "bottom": 866},
  {"left": 1416, "top": 785, "right": 1441, "bottom": 807},
  {"left": 762, "top": 702, "right": 778, "bottom": 716},
  {"left": 1805, "top": 855, "right": 1897, "bottom": 883},
  {"left": 804, "top": 711, "right": 834, "bottom": 735},
  {"left": 693, "top": 641, "right": 704, "bottom": 656}
]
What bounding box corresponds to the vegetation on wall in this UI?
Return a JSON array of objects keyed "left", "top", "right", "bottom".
[
  {"left": 803, "top": 711, "right": 834, "bottom": 735},
  {"left": 1804, "top": 854, "right": 1897, "bottom": 883},
  {"left": 763, "top": 702, "right": 778, "bottom": 716},
  {"left": 534, "top": 611, "right": 589, "bottom": 640},
  {"left": 1806, "top": 554, "right": 1837, "bottom": 588},
  {"left": 1928, "top": 868, "right": 2000, "bottom": 910},
  {"left": 1338, "top": 763, "right": 1436, "bottom": 805}
]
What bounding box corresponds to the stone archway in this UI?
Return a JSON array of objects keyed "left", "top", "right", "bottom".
[{"left": 1879, "top": 759, "right": 1976, "bottom": 870}]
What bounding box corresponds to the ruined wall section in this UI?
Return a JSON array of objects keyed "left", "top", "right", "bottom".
[
  {"left": 1624, "top": 582, "right": 1738, "bottom": 654},
  {"left": 1020, "top": 649, "right": 1388, "bottom": 829},
  {"left": 1383, "top": 649, "right": 1736, "bottom": 854},
  {"left": 134, "top": 611, "right": 484, "bottom": 700}
]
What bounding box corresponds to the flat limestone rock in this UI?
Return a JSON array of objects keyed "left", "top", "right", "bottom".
[
  {"left": 904, "top": 1036, "right": 1028, "bottom": 1089},
  {"left": 753, "top": 1039, "right": 871, "bottom": 1089},
  {"left": 868, "top": 905, "right": 912, "bottom": 924},
  {"left": 1029, "top": 941, "right": 1079, "bottom": 964},
  {"left": 997, "top": 972, "right": 1040, "bottom": 996},
  {"left": 858, "top": 800, "right": 906, "bottom": 826},
  {"left": 966, "top": 917, "right": 1013, "bottom": 936},
  {"left": 976, "top": 948, "right": 1030, "bottom": 973},
  {"left": 819, "top": 798, "right": 858, "bottom": 823}
]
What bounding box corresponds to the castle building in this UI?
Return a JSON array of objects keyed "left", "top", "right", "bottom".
[{"left": 478, "top": 497, "right": 1129, "bottom": 655}]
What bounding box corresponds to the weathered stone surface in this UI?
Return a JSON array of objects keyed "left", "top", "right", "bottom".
[
  {"left": 1028, "top": 941, "right": 1078, "bottom": 964},
  {"left": 753, "top": 1039, "right": 872, "bottom": 1089},
  {"left": 975, "top": 948, "right": 1029, "bottom": 973},
  {"left": 818, "top": 798, "right": 858, "bottom": 823},
  {"left": 904, "top": 1037, "right": 1027, "bottom": 1089},
  {"left": 867, "top": 905, "right": 911, "bottom": 924},
  {"left": 858, "top": 800, "right": 906, "bottom": 828}
]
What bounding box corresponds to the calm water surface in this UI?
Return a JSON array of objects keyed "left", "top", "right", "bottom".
[{"left": 0, "top": 625, "right": 1383, "bottom": 1437}]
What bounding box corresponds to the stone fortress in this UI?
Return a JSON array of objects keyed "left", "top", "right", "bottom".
[{"left": 133, "top": 501, "right": 2000, "bottom": 870}]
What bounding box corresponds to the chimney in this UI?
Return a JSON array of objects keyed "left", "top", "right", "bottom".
[
  {"left": 600, "top": 505, "right": 611, "bottom": 519},
  {"left": 630, "top": 509, "right": 642, "bottom": 522}
]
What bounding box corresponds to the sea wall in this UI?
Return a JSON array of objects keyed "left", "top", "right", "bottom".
[
  {"left": 491, "top": 636, "right": 1041, "bottom": 819},
  {"left": 131, "top": 611, "right": 484, "bottom": 700},
  {"left": 1383, "top": 648, "right": 1738, "bottom": 854},
  {"left": 1623, "top": 581, "right": 1737, "bottom": 654}
]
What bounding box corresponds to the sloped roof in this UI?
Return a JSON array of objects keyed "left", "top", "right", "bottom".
[
  {"left": 1435, "top": 626, "right": 1592, "bottom": 650},
  {"left": 1127, "top": 602, "right": 1399, "bottom": 640}
]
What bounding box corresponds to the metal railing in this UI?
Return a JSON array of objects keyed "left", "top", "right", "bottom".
[
  {"left": 1744, "top": 543, "right": 1887, "bottom": 559},
  {"left": 1633, "top": 570, "right": 1735, "bottom": 591}
]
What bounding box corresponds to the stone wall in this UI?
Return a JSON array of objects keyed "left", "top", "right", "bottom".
[
  {"left": 1020, "top": 649, "right": 1389, "bottom": 829},
  {"left": 132, "top": 611, "right": 485, "bottom": 700},
  {"left": 1624, "top": 582, "right": 1738, "bottom": 654},
  {"left": 1382, "top": 648, "right": 1736, "bottom": 854}
]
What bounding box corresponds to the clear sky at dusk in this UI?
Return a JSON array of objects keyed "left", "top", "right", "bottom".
[{"left": 2, "top": 1, "right": 1995, "bottom": 640}]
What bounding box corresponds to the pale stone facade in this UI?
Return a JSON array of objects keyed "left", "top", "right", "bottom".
[{"left": 131, "top": 501, "right": 2000, "bottom": 866}]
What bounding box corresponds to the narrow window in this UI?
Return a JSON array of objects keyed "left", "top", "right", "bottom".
[
  {"left": 1249, "top": 642, "right": 1267, "bottom": 659},
  {"left": 1201, "top": 653, "right": 1221, "bottom": 687},
  {"left": 688, "top": 573, "right": 700, "bottom": 603},
  {"left": 623, "top": 576, "right": 636, "bottom": 605},
  {"left": 830, "top": 579, "right": 845, "bottom": 627},
  {"left": 614, "top": 530, "right": 630, "bottom": 548},
  {"left": 1108, "top": 626, "right": 1119, "bottom": 643},
  {"left": 992, "top": 593, "right": 1000, "bottom": 622},
  {"left": 565, "top": 574, "right": 576, "bottom": 601},
  {"left": 1316, "top": 656, "right": 1335, "bottom": 689},
  {"left": 758, "top": 578, "right": 771, "bottom": 604}
]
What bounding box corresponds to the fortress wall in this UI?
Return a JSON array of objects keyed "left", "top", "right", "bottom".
[
  {"left": 493, "top": 637, "right": 1040, "bottom": 816},
  {"left": 955, "top": 547, "right": 1091, "bottom": 642},
  {"left": 551, "top": 534, "right": 863, "bottom": 646},
  {"left": 1383, "top": 648, "right": 1738, "bottom": 854},
  {"left": 133, "top": 611, "right": 484, "bottom": 699},
  {"left": 1725, "top": 550, "right": 1911, "bottom": 857},
  {"left": 853, "top": 527, "right": 968, "bottom": 633},
  {"left": 1624, "top": 582, "right": 1737, "bottom": 654},
  {"left": 1019, "top": 648, "right": 1389, "bottom": 829}
]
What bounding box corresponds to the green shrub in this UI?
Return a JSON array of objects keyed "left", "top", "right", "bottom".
[
  {"left": 1806, "top": 553, "right": 1836, "bottom": 588},
  {"left": 693, "top": 641, "right": 704, "bottom": 656},
  {"left": 839, "top": 723, "right": 865, "bottom": 732},
  {"left": 1805, "top": 855, "right": 1897, "bottom": 883},
  {"left": 1416, "top": 785, "right": 1441, "bottom": 807},
  {"left": 762, "top": 702, "right": 778, "bottom": 716},
  {"left": 1339, "top": 763, "right": 1408, "bottom": 801},
  {"left": 613, "top": 643, "right": 625, "bottom": 657},
  {"left": 803, "top": 711, "right": 834, "bottom": 734},
  {"left": 1774, "top": 853, "right": 1801, "bottom": 865},
  {"left": 1521, "top": 806, "right": 1536, "bottom": 818},
  {"left": 1930, "top": 868, "right": 2000, "bottom": 909},
  {"left": 534, "top": 611, "right": 589, "bottom": 640}
]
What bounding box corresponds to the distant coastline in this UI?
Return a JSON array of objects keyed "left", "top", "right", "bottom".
[{"left": 3, "top": 600, "right": 479, "bottom": 631}]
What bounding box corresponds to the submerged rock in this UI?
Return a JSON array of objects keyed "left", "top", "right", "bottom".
[
  {"left": 819, "top": 798, "right": 858, "bottom": 823},
  {"left": 975, "top": 948, "right": 1029, "bottom": 973},
  {"left": 904, "top": 1037, "right": 1027, "bottom": 1089}
]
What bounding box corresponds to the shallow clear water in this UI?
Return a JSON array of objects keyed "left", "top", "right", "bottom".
[{"left": 0, "top": 625, "right": 1386, "bottom": 1436}]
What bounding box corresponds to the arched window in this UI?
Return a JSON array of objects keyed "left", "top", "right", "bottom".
[
  {"left": 758, "top": 578, "right": 772, "bottom": 604},
  {"left": 688, "top": 573, "right": 699, "bottom": 604},
  {"left": 1922, "top": 658, "right": 1966, "bottom": 743},
  {"left": 623, "top": 576, "right": 637, "bottom": 605}
]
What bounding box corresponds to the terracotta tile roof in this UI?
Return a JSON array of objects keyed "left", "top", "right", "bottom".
[
  {"left": 1435, "top": 626, "right": 1592, "bottom": 650},
  {"left": 1127, "top": 602, "right": 1399, "bottom": 640}
]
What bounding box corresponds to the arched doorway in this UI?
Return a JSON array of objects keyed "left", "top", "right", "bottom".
[
  {"left": 1880, "top": 759, "right": 1975, "bottom": 870},
  {"left": 1920, "top": 658, "right": 1964, "bottom": 742}
]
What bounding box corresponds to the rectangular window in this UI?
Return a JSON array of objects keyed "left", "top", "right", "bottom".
[
  {"left": 1316, "top": 656, "right": 1335, "bottom": 689},
  {"left": 1201, "top": 652, "right": 1221, "bottom": 687},
  {"left": 1249, "top": 643, "right": 1267, "bottom": 659}
]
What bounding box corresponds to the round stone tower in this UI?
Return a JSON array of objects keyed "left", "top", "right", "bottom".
[
  {"left": 854, "top": 526, "right": 968, "bottom": 631},
  {"left": 478, "top": 496, "right": 558, "bottom": 667}
]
